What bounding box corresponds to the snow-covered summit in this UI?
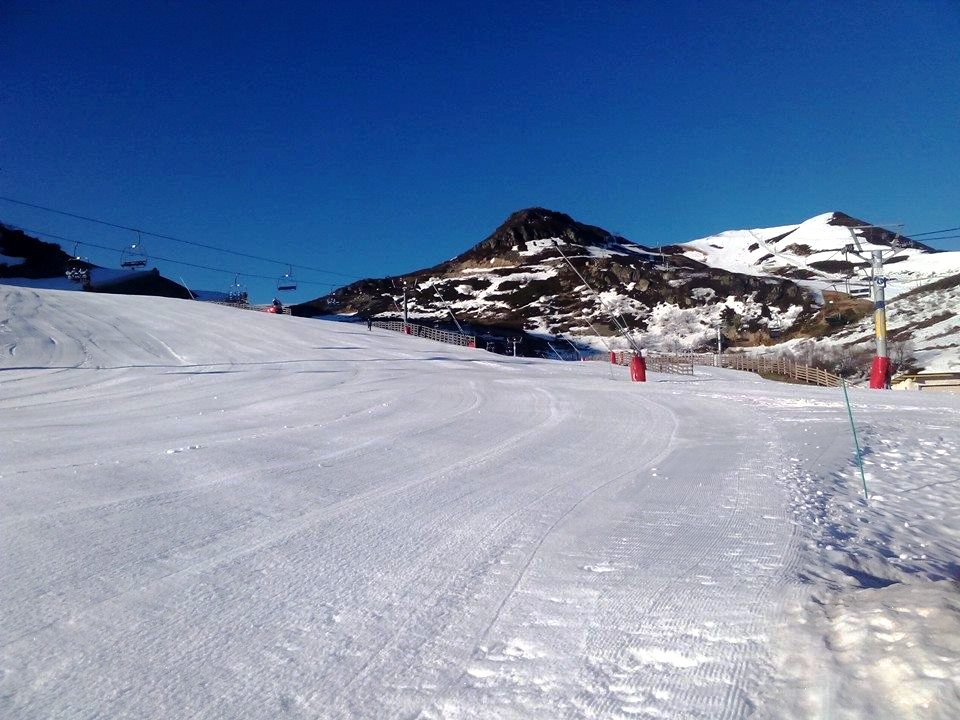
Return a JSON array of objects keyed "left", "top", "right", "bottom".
[{"left": 680, "top": 211, "right": 960, "bottom": 296}]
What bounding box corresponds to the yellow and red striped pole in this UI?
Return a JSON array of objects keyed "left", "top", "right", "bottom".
[{"left": 868, "top": 251, "right": 890, "bottom": 389}]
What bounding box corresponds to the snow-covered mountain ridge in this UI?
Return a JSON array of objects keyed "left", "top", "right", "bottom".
[
  {"left": 300, "top": 209, "right": 959, "bottom": 366},
  {"left": 679, "top": 211, "right": 959, "bottom": 299},
  {"left": 299, "top": 208, "right": 817, "bottom": 352},
  {"left": 678, "top": 212, "right": 960, "bottom": 372}
]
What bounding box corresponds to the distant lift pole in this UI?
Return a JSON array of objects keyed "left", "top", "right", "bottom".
[
  {"left": 432, "top": 284, "right": 465, "bottom": 334},
  {"left": 551, "top": 240, "right": 642, "bottom": 354},
  {"left": 843, "top": 224, "right": 903, "bottom": 389},
  {"left": 551, "top": 240, "right": 646, "bottom": 381}
]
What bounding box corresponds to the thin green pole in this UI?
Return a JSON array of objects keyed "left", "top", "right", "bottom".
[{"left": 840, "top": 378, "right": 869, "bottom": 502}]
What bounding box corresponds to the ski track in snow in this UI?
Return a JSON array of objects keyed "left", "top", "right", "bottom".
[{"left": 1, "top": 286, "right": 957, "bottom": 719}]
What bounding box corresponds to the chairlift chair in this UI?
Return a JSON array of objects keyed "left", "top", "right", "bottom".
[
  {"left": 768, "top": 316, "right": 783, "bottom": 339},
  {"left": 120, "top": 233, "right": 148, "bottom": 269},
  {"left": 227, "top": 275, "right": 248, "bottom": 304},
  {"left": 65, "top": 243, "right": 90, "bottom": 283},
  {"left": 277, "top": 266, "right": 297, "bottom": 292},
  {"left": 65, "top": 261, "right": 90, "bottom": 284}
]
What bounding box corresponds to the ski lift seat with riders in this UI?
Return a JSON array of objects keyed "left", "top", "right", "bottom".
[
  {"left": 65, "top": 243, "right": 90, "bottom": 284},
  {"left": 227, "top": 275, "right": 248, "bottom": 304}
]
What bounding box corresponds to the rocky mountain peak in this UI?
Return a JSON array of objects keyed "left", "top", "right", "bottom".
[
  {"left": 461, "top": 207, "right": 628, "bottom": 262},
  {"left": 825, "top": 211, "right": 936, "bottom": 252},
  {"left": 299, "top": 207, "right": 818, "bottom": 352}
]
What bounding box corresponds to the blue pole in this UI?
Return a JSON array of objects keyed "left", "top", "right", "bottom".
[{"left": 840, "top": 378, "right": 869, "bottom": 502}]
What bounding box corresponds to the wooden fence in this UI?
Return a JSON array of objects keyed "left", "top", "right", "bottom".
[
  {"left": 718, "top": 354, "right": 840, "bottom": 387},
  {"left": 367, "top": 322, "right": 839, "bottom": 386},
  {"left": 202, "top": 300, "right": 292, "bottom": 315},
  {"left": 647, "top": 354, "right": 697, "bottom": 376},
  {"left": 605, "top": 350, "right": 840, "bottom": 386},
  {"left": 607, "top": 351, "right": 695, "bottom": 376},
  {"left": 371, "top": 320, "right": 476, "bottom": 348},
  {"left": 679, "top": 352, "right": 841, "bottom": 387}
]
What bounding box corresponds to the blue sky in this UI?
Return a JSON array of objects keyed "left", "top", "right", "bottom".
[{"left": 2, "top": 0, "right": 959, "bottom": 302}]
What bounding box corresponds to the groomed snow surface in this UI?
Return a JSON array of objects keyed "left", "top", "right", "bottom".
[{"left": 2, "top": 286, "right": 958, "bottom": 719}]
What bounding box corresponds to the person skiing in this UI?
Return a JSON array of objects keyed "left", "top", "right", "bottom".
[{"left": 367, "top": 317, "right": 373, "bottom": 331}]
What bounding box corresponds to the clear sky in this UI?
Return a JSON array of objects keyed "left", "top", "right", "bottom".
[{"left": 2, "top": 0, "right": 959, "bottom": 302}]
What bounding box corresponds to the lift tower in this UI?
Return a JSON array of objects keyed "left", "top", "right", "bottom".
[{"left": 843, "top": 224, "right": 904, "bottom": 389}]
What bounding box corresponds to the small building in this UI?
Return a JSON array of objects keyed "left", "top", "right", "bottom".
[{"left": 892, "top": 372, "right": 960, "bottom": 393}]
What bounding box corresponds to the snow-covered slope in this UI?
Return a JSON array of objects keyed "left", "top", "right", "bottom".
[
  {"left": 680, "top": 212, "right": 960, "bottom": 371},
  {"left": 2, "top": 285, "right": 958, "bottom": 719},
  {"left": 680, "top": 211, "right": 960, "bottom": 299},
  {"left": 770, "top": 273, "right": 960, "bottom": 373}
]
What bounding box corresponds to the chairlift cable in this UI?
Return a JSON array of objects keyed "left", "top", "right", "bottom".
[
  {"left": 0, "top": 195, "right": 359, "bottom": 280},
  {"left": 909, "top": 226, "right": 960, "bottom": 237},
  {"left": 277, "top": 265, "right": 298, "bottom": 292},
  {"left": 120, "top": 230, "right": 149, "bottom": 269},
  {"left": 551, "top": 240, "right": 640, "bottom": 353},
  {"left": 18, "top": 226, "right": 342, "bottom": 288}
]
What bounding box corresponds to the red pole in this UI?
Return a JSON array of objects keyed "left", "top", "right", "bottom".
[
  {"left": 630, "top": 353, "right": 646, "bottom": 382},
  {"left": 869, "top": 356, "right": 891, "bottom": 389}
]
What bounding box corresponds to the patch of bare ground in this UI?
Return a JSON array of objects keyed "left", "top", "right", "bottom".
[
  {"left": 887, "top": 312, "right": 955, "bottom": 340},
  {"left": 446, "top": 257, "right": 519, "bottom": 272},
  {"left": 925, "top": 326, "right": 960, "bottom": 342},
  {"left": 781, "top": 243, "right": 813, "bottom": 256},
  {"left": 893, "top": 273, "right": 960, "bottom": 300},
  {"left": 793, "top": 291, "right": 872, "bottom": 339}
]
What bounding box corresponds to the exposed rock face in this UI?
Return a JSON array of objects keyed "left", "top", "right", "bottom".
[
  {"left": 295, "top": 208, "right": 819, "bottom": 350},
  {"left": 826, "top": 212, "right": 936, "bottom": 253},
  {"left": 451, "top": 208, "right": 614, "bottom": 261}
]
